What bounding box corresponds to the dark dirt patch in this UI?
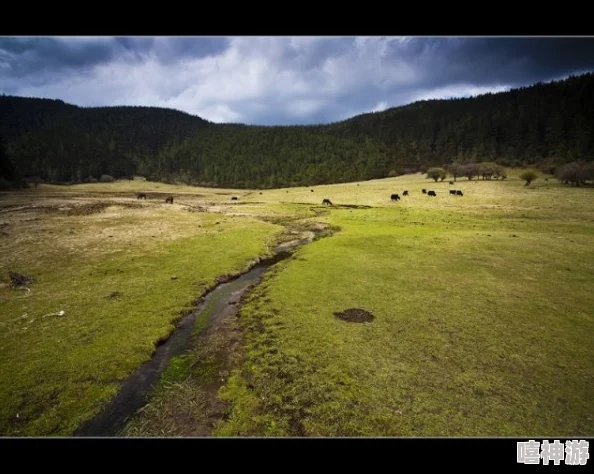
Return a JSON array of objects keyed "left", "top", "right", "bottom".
[
  {"left": 8, "top": 271, "right": 34, "bottom": 288},
  {"left": 334, "top": 308, "right": 375, "bottom": 323},
  {"left": 66, "top": 202, "right": 144, "bottom": 216}
]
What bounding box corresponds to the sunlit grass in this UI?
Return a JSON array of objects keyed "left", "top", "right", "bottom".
[{"left": 216, "top": 173, "right": 594, "bottom": 437}]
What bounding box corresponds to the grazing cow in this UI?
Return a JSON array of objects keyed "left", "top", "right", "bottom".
[
  {"left": 545, "top": 178, "right": 549, "bottom": 181},
  {"left": 456, "top": 190, "right": 464, "bottom": 196},
  {"left": 403, "top": 190, "right": 409, "bottom": 196},
  {"left": 449, "top": 190, "right": 457, "bottom": 195},
  {"left": 322, "top": 198, "right": 333, "bottom": 206},
  {"left": 165, "top": 196, "right": 174, "bottom": 204},
  {"left": 311, "top": 189, "right": 314, "bottom": 192},
  {"left": 391, "top": 194, "right": 400, "bottom": 201},
  {"left": 231, "top": 196, "right": 238, "bottom": 201},
  {"left": 259, "top": 192, "right": 262, "bottom": 195},
  {"left": 449, "top": 181, "right": 454, "bottom": 185},
  {"left": 422, "top": 189, "right": 427, "bottom": 194},
  {"left": 136, "top": 193, "right": 147, "bottom": 200},
  {"left": 428, "top": 190, "right": 436, "bottom": 197}
]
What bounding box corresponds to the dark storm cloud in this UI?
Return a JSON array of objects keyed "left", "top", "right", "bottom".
[
  {"left": 0, "top": 36, "right": 230, "bottom": 79},
  {"left": 1, "top": 36, "right": 594, "bottom": 125},
  {"left": 393, "top": 37, "right": 594, "bottom": 89},
  {"left": 0, "top": 37, "right": 121, "bottom": 78}
]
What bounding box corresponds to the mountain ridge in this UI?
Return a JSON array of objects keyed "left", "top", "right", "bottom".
[{"left": 1, "top": 71, "right": 593, "bottom": 188}]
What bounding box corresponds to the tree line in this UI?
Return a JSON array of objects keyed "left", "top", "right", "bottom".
[{"left": 1, "top": 72, "right": 593, "bottom": 189}]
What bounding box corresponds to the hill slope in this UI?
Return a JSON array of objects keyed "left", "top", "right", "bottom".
[{"left": 1, "top": 72, "right": 593, "bottom": 188}]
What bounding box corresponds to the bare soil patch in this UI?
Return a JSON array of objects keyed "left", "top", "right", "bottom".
[{"left": 334, "top": 308, "right": 375, "bottom": 323}]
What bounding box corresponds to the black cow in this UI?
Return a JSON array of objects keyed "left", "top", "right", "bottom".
[
  {"left": 231, "top": 196, "right": 238, "bottom": 201},
  {"left": 165, "top": 196, "right": 174, "bottom": 204},
  {"left": 422, "top": 189, "right": 427, "bottom": 194},
  {"left": 449, "top": 181, "right": 454, "bottom": 185},
  {"left": 428, "top": 190, "right": 436, "bottom": 197},
  {"left": 449, "top": 190, "right": 457, "bottom": 195},
  {"left": 259, "top": 192, "right": 262, "bottom": 195},
  {"left": 391, "top": 194, "right": 400, "bottom": 201},
  {"left": 136, "top": 193, "right": 147, "bottom": 200},
  {"left": 403, "top": 190, "right": 409, "bottom": 196},
  {"left": 456, "top": 190, "right": 464, "bottom": 196},
  {"left": 322, "top": 198, "right": 333, "bottom": 206},
  {"left": 311, "top": 189, "right": 314, "bottom": 192}
]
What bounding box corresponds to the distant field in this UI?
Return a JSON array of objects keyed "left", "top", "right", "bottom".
[{"left": 1, "top": 171, "right": 592, "bottom": 437}]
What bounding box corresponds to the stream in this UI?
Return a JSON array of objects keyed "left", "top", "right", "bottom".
[{"left": 73, "top": 230, "right": 322, "bottom": 436}]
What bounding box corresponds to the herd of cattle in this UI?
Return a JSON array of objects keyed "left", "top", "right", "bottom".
[
  {"left": 135, "top": 186, "right": 465, "bottom": 207},
  {"left": 389, "top": 188, "right": 464, "bottom": 202}
]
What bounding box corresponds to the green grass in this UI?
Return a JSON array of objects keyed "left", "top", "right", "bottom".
[
  {"left": 215, "top": 175, "right": 594, "bottom": 437},
  {"left": 0, "top": 198, "right": 281, "bottom": 436},
  {"left": 1, "top": 173, "right": 593, "bottom": 437}
]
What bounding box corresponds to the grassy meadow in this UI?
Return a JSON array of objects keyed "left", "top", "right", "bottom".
[
  {"left": 1, "top": 171, "right": 593, "bottom": 436},
  {"left": 0, "top": 183, "right": 282, "bottom": 435}
]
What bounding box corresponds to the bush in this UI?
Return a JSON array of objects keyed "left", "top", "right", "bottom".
[
  {"left": 426, "top": 167, "right": 447, "bottom": 182},
  {"left": 519, "top": 169, "right": 539, "bottom": 186},
  {"left": 99, "top": 174, "right": 115, "bottom": 183},
  {"left": 85, "top": 176, "right": 98, "bottom": 183},
  {"left": 555, "top": 161, "right": 594, "bottom": 186}
]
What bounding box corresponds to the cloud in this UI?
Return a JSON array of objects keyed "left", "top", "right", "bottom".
[
  {"left": 371, "top": 101, "right": 389, "bottom": 112},
  {"left": 1, "top": 36, "right": 594, "bottom": 125}
]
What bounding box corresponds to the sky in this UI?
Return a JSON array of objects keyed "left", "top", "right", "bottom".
[{"left": 1, "top": 36, "right": 594, "bottom": 126}]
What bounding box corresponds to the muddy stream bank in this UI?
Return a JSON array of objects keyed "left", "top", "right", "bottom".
[{"left": 74, "top": 223, "right": 330, "bottom": 436}]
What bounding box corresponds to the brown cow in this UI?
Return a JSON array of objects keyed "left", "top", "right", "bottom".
[{"left": 165, "top": 196, "right": 174, "bottom": 204}]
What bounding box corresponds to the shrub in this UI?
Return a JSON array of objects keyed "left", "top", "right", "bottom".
[
  {"left": 426, "top": 167, "right": 447, "bottom": 182},
  {"left": 520, "top": 169, "right": 539, "bottom": 186}
]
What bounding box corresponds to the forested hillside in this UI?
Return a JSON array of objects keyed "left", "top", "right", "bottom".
[
  {"left": 1, "top": 72, "right": 593, "bottom": 188},
  {"left": 0, "top": 97, "right": 212, "bottom": 184}
]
